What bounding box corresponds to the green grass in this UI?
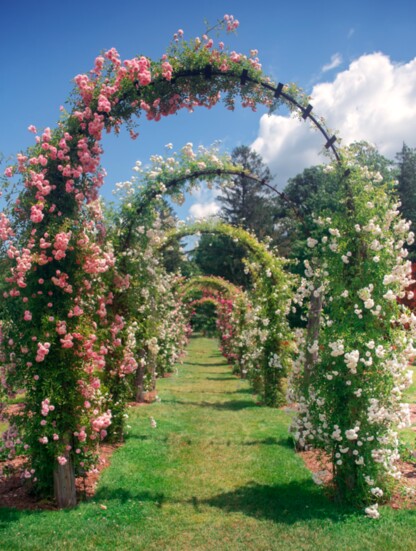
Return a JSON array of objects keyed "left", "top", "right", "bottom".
[
  {"left": 1, "top": 337, "right": 416, "bottom": 550},
  {"left": 400, "top": 365, "right": 416, "bottom": 448}
]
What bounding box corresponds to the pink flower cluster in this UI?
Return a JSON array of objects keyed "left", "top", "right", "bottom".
[
  {"left": 52, "top": 231, "right": 71, "bottom": 260},
  {"left": 36, "top": 342, "right": 50, "bottom": 362},
  {"left": 161, "top": 60, "right": 173, "bottom": 81},
  {"left": 83, "top": 245, "right": 115, "bottom": 274},
  {"left": 124, "top": 56, "right": 152, "bottom": 86},
  {"left": 91, "top": 410, "right": 112, "bottom": 439},
  {"left": 119, "top": 349, "right": 138, "bottom": 376},
  {"left": 60, "top": 333, "right": 74, "bottom": 348},
  {"left": 30, "top": 204, "right": 44, "bottom": 223},
  {"left": 0, "top": 213, "right": 14, "bottom": 241},
  {"left": 224, "top": 14, "right": 239, "bottom": 32},
  {"left": 7, "top": 246, "right": 32, "bottom": 288},
  {"left": 41, "top": 398, "right": 54, "bottom": 416}
]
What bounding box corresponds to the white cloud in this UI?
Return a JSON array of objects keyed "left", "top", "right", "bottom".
[
  {"left": 322, "top": 53, "right": 343, "bottom": 73},
  {"left": 189, "top": 201, "right": 220, "bottom": 219},
  {"left": 186, "top": 180, "right": 223, "bottom": 219},
  {"left": 252, "top": 53, "right": 416, "bottom": 188}
]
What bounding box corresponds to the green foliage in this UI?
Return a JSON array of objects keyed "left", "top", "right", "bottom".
[
  {"left": 180, "top": 275, "right": 241, "bottom": 299},
  {"left": 396, "top": 143, "right": 416, "bottom": 259},
  {"left": 190, "top": 233, "right": 251, "bottom": 287},
  {"left": 189, "top": 300, "right": 218, "bottom": 336}
]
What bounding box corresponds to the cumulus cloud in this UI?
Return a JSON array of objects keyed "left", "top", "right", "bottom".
[
  {"left": 189, "top": 201, "right": 220, "bottom": 219},
  {"left": 322, "top": 53, "right": 343, "bottom": 73},
  {"left": 252, "top": 53, "right": 416, "bottom": 188},
  {"left": 186, "top": 181, "right": 223, "bottom": 219}
]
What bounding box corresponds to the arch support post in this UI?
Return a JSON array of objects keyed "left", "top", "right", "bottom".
[{"left": 54, "top": 455, "right": 76, "bottom": 509}]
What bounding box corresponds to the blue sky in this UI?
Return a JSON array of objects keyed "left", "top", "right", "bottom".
[{"left": 2, "top": 0, "right": 416, "bottom": 219}]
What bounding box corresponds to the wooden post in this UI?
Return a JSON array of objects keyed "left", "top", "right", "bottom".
[
  {"left": 304, "top": 286, "right": 323, "bottom": 389},
  {"left": 135, "top": 364, "right": 145, "bottom": 402},
  {"left": 295, "top": 284, "right": 323, "bottom": 451},
  {"left": 54, "top": 455, "right": 76, "bottom": 508},
  {"left": 134, "top": 349, "right": 147, "bottom": 402},
  {"left": 150, "top": 355, "right": 157, "bottom": 391}
]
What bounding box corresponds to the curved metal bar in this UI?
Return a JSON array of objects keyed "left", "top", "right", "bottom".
[
  {"left": 135, "top": 167, "right": 303, "bottom": 223},
  {"left": 168, "top": 66, "right": 341, "bottom": 163}
]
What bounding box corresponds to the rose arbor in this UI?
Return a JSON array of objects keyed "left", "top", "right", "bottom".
[
  {"left": 0, "top": 18, "right": 413, "bottom": 515},
  {"left": 161, "top": 221, "right": 295, "bottom": 406}
]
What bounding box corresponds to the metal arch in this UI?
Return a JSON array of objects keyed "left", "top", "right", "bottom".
[
  {"left": 167, "top": 65, "right": 341, "bottom": 164},
  {"left": 135, "top": 167, "right": 304, "bottom": 223}
]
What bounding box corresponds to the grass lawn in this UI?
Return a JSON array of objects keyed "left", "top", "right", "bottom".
[
  {"left": 1, "top": 336, "right": 416, "bottom": 550},
  {"left": 400, "top": 365, "right": 416, "bottom": 448}
]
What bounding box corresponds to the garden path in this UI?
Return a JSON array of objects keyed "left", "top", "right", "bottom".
[{"left": 1, "top": 337, "right": 416, "bottom": 550}]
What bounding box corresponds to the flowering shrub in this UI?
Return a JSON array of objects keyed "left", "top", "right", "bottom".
[
  {"left": 3, "top": 16, "right": 279, "bottom": 501},
  {"left": 290, "top": 148, "right": 415, "bottom": 510}
]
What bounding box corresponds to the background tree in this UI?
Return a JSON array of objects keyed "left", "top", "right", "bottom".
[
  {"left": 273, "top": 165, "right": 329, "bottom": 258},
  {"left": 190, "top": 146, "right": 276, "bottom": 286},
  {"left": 396, "top": 143, "right": 416, "bottom": 259},
  {"left": 190, "top": 233, "right": 251, "bottom": 288},
  {"left": 155, "top": 200, "right": 195, "bottom": 274},
  {"left": 218, "top": 145, "right": 276, "bottom": 240},
  {"left": 273, "top": 142, "right": 395, "bottom": 258}
]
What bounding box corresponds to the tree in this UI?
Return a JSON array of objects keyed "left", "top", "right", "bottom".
[
  {"left": 218, "top": 145, "right": 275, "bottom": 240},
  {"left": 274, "top": 142, "right": 395, "bottom": 258},
  {"left": 396, "top": 143, "right": 416, "bottom": 259},
  {"left": 190, "top": 233, "right": 251, "bottom": 288},
  {"left": 273, "top": 165, "right": 330, "bottom": 258}
]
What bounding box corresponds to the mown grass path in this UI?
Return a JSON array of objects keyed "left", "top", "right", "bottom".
[{"left": 1, "top": 337, "right": 416, "bottom": 550}]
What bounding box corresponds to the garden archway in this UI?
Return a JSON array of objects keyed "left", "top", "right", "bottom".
[
  {"left": 1, "top": 21, "right": 412, "bottom": 514},
  {"left": 159, "top": 220, "right": 294, "bottom": 406}
]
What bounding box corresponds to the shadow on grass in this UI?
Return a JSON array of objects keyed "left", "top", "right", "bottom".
[
  {"left": 125, "top": 434, "right": 169, "bottom": 443},
  {"left": 0, "top": 508, "right": 39, "bottom": 531},
  {"left": 94, "top": 487, "right": 167, "bottom": 507},
  {"left": 163, "top": 399, "right": 257, "bottom": 411},
  {"left": 242, "top": 437, "right": 295, "bottom": 449},
  {"left": 198, "top": 480, "right": 349, "bottom": 524},
  {"left": 206, "top": 376, "right": 237, "bottom": 381},
  {"left": 92, "top": 480, "right": 351, "bottom": 525},
  {"left": 186, "top": 362, "right": 226, "bottom": 367},
  {"left": 233, "top": 388, "right": 254, "bottom": 395}
]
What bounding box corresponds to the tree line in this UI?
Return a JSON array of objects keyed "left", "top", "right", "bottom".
[{"left": 179, "top": 142, "right": 416, "bottom": 285}]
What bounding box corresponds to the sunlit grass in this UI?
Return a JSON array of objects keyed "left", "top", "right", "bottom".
[
  {"left": 1, "top": 337, "right": 415, "bottom": 551},
  {"left": 399, "top": 365, "right": 416, "bottom": 448}
]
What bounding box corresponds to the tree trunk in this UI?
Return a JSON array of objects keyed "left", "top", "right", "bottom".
[{"left": 54, "top": 456, "right": 76, "bottom": 508}]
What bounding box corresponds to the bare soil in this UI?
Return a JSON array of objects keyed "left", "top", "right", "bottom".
[{"left": 0, "top": 397, "right": 155, "bottom": 511}]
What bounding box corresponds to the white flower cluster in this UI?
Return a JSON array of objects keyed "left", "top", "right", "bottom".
[{"left": 290, "top": 148, "right": 416, "bottom": 516}]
